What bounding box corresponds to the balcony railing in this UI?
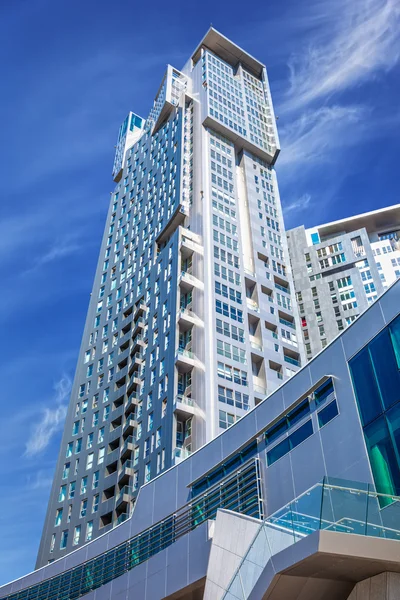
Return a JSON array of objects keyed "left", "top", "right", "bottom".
[
  {"left": 174, "top": 394, "right": 195, "bottom": 407},
  {"left": 176, "top": 348, "right": 195, "bottom": 360},
  {"left": 116, "top": 512, "right": 130, "bottom": 525},
  {"left": 116, "top": 486, "right": 133, "bottom": 504},
  {"left": 274, "top": 282, "right": 290, "bottom": 294},
  {"left": 172, "top": 447, "right": 192, "bottom": 461},
  {"left": 279, "top": 317, "right": 295, "bottom": 329},
  {"left": 5, "top": 459, "right": 262, "bottom": 600},
  {"left": 284, "top": 355, "right": 300, "bottom": 367},
  {"left": 246, "top": 298, "right": 260, "bottom": 312},
  {"left": 224, "top": 477, "right": 400, "bottom": 598},
  {"left": 253, "top": 385, "right": 267, "bottom": 396}
]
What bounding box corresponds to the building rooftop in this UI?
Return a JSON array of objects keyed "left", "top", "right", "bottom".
[
  {"left": 191, "top": 27, "right": 265, "bottom": 78},
  {"left": 305, "top": 203, "right": 400, "bottom": 239}
]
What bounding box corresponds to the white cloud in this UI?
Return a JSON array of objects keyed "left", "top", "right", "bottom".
[
  {"left": 283, "top": 0, "right": 400, "bottom": 111},
  {"left": 278, "top": 105, "right": 367, "bottom": 169},
  {"left": 283, "top": 193, "right": 312, "bottom": 214},
  {"left": 25, "top": 375, "right": 71, "bottom": 457}
]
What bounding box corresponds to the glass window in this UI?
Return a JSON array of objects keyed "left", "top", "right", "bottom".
[
  {"left": 350, "top": 347, "right": 382, "bottom": 426},
  {"left": 389, "top": 316, "right": 400, "bottom": 369},
  {"left": 318, "top": 401, "right": 339, "bottom": 428},
  {"left": 369, "top": 329, "right": 400, "bottom": 411},
  {"left": 364, "top": 416, "right": 400, "bottom": 497}
]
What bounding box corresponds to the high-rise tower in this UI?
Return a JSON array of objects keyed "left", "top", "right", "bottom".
[{"left": 36, "top": 28, "right": 304, "bottom": 567}]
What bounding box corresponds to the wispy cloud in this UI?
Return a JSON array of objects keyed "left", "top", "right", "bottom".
[
  {"left": 283, "top": 0, "right": 400, "bottom": 111},
  {"left": 283, "top": 193, "right": 312, "bottom": 214},
  {"left": 278, "top": 105, "right": 367, "bottom": 169},
  {"left": 23, "top": 236, "right": 83, "bottom": 275},
  {"left": 25, "top": 375, "right": 72, "bottom": 457}
]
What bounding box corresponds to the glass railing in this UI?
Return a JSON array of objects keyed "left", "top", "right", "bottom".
[
  {"left": 284, "top": 355, "right": 300, "bottom": 367},
  {"left": 176, "top": 348, "right": 194, "bottom": 360},
  {"left": 1, "top": 460, "right": 262, "bottom": 600},
  {"left": 279, "top": 317, "right": 295, "bottom": 329},
  {"left": 116, "top": 512, "right": 130, "bottom": 525},
  {"left": 173, "top": 447, "right": 192, "bottom": 461},
  {"left": 121, "top": 436, "right": 137, "bottom": 455},
  {"left": 174, "top": 394, "right": 195, "bottom": 407},
  {"left": 274, "top": 282, "right": 290, "bottom": 294},
  {"left": 246, "top": 298, "right": 260, "bottom": 312},
  {"left": 250, "top": 342, "right": 263, "bottom": 352},
  {"left": 253, "top": 385, "right": 267, "bottom": 396},
  {"left": 116, "top": 486, "right": 133, "bottom": 504},
  {"left": 223, "top": 477, "right": 400, "bottom": 599}
]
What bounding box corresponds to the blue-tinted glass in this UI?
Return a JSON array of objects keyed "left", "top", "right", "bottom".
[
  {"left": 369, "top": 329, "right": 400, "bottom": 411},
  {"left": 314, "top": 379, "right": 334, "bottom": 405},
  {"left": 311, "top": 232, "right": 320, "bottom": 244},
  {"left": 364, "top": 416, "right": 400, "bottom": 497},
  {"left": 349, "top": 347, "right": 382, "bottom": 426},
  {"left": 289, "top": 420, "right": 313, "bottom": 449},
  {"left": 265, "top": 418, "right": 287, "bottom": 444},
  {"left": 267, "top": 437, "right": 290, "bottom": 465},
  {"left": 287, "top": 400, "right": 310, "bottom": 426},
  {"left": 389, "top": 315, "right": 400, "bottom": 369},
  {"left": 318, "top": 401, "right": 339, "bottom": 428},
  {"left": 386, "top": 403, "right": 400, "bottom": 468}
]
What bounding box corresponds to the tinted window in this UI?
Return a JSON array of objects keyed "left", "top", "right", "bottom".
[{"left": 350, "top": 347, "right": 382, "bottom": 426}]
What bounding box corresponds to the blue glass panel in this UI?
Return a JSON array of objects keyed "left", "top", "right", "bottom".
[
  {"left": 386, "top": 403, "right": 400, "bottom": 467},
  {"left": 267, "top": 437, "right": 290, "bottom": 465},
  {"left": 389, "top": 315, "right": 400, "bottom": 369},
  {"left": 287, "top": 399, "right": 310, "bottom": 427},
  {"left": 349, "top": 347, "right": 382, "bottom": 426},
  {"left": 314, "top": 379, "right": 334, "bottom": 405},
  {"left": 364, "top": 417, "right": 400, "bottom": 496},
  {"left": 318, "top": 401, "right": 339, "bottom": 428},
  {"left": 265, "top": 418, "right": 287, "bottom": 444},
  {"left": 311, "top": 232, "right": 320, "bottom": 245},
  {"left": 289, "top": 419, "right": 313, "bottom": 449},
  {"left": 369, "top": 329, "right": 400, "bottom": 411}
]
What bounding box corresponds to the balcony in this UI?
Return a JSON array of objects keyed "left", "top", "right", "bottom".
[
  {"left": 279, "top": 317, "right": 295, "bottom": 330},
  {"left": 124, "top": 394, "right": 139, "bottom": 416},
  {"left": 175, "top": 348, "right": 196, "bottom": 372},
  {"left": 120, "top": 436, "right": 138, "bottom": 460},
  {"left": 244, "top": 267, "right": 256, "bottom": 278},
  {"left": 179, "top": 270, "right": 203, "bottom": 291},
  {"left": 156, "top": 202, "right": 189, "bottom": 244},
  {"left": 118, "top": 460, "right": 135, "bottom": 484},
  {"left": 253, "top": 384, "right": 267, "bottom": 398},
  {"left": 172, "top": 447, "right": 192, "bottom": 464},
  {"left": 131, "top": 334, "right": 146, "bottom": 355},
  {"left": 284, "top": 355, "right": 301, "bottom": 367},
  {"left": 115, "top": 486, "right": 133, "bottom": 510},
  {"left": 128, "top": 352, "right": 144, "bottom": 375},
  {"left": 132, "top": 318, "right": 145, "bottom": 338},
  {"left": 116, "top": 511, "right": 130, "bottom": 526},
  {"left": 275, "top": 282, "right": 290, "bottom": 294},
  {"left": 174, "top": 394, "right": 197, "bottom": 418},
  {"left": 178, "top": 307, "right": 199, "bottom": 328},
  {"left": 127, "top": 374, "right": 141, "bottom": 395},
  {"left": 133, "top": 302, "right": 147, "bottom": 320},
  {"left": 246, "top": 298, "right": 260, "bottom": 313},
  {"left": 123, "top": 416, "right": 138, "bottom": 437}
]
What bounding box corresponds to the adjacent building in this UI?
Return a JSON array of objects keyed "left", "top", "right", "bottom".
[
  {"left": 287, "top": 203, "right": 400, "bottom": 359},
  {"left": 36, "top": 28, "right": 304, "bottom": 567},
  {"left": 2, "top": 274, "right": 400, "bottom": 600}
]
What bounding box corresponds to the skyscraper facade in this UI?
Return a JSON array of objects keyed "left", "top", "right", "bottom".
[
  {"left": 287, "top": 204, "right": 400, "bottom": 359},
  {"left": 36, "top": 29, "right": 304, "bottom": 567}
]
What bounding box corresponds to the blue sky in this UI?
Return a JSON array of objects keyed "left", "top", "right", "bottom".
[{"left": 0, "top": 0, "right": 399, "bottom": 585}]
